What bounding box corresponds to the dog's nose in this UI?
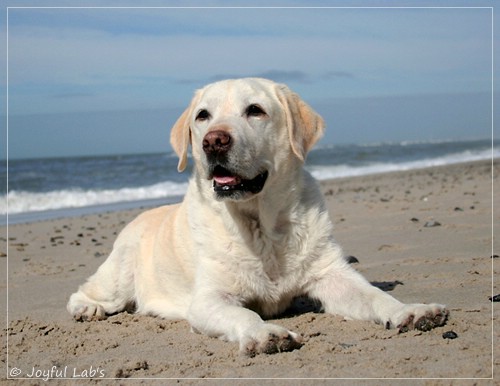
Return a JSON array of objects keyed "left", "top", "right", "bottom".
[{"left": 202, "top": 130, "right": 232, "bottom": 155}]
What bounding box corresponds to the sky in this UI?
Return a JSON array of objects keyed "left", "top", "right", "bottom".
[{"left": 1, "top": 1, "right": 498, "bottom": 159}]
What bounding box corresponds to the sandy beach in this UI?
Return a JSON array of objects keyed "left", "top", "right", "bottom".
[{"left": 1, "top": 159, "right": 498, "bottom": 384}]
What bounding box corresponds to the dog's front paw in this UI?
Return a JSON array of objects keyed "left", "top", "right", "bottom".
[
  {"left": 67, "top": 292, "right": 106, "bottom": 322},
  {"left": 240, "top": 323, "right": 303, "bottom": 357},
  {"left": 388, "top": 303, "right": 449, "bottom": 333}
]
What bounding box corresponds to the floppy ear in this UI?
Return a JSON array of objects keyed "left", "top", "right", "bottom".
[
  {"left": 276, "top": 85, "right": 325, "bottom": 161},
  {"left": 170, "top": 106, "right": 192, "bottom": 172},
  {"left": 170, "top": 90, "right": 205, "bottom": 172}
]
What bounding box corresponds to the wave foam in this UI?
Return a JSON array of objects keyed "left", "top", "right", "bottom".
[
  {"left": 3, "top": 181, "right": 189, "bottom": 215},
  {"left": 2, "top": 146, "right": 497, "bottom": 216},
  {"left": 308, "top": 147, "right": 497, "bottom": 180}
]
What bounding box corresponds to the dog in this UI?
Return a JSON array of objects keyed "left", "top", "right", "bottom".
[{"left": 67, "top": 78, "right": 448, "bottom": 356}]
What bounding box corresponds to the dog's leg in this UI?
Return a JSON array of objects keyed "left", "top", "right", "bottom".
[
  {"left": 67, "top": 245, "right": 136, "bottom": 321},
  {"left": 307, "top": 253, "right": 448, "bottom": 332},
  {"left": 187, "top": 289, "right": 303, "bottom": 357}
]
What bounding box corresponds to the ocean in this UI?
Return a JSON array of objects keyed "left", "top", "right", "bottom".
[{"left": 2, "top": 139, "right": 498, "bottom": 224}]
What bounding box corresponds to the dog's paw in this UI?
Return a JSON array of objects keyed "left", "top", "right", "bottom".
[
  {"left": 240, "top": 323, "right": 303, "bottom": 357},
  {"left": 67, "top": 293, "right": 106, "bottom": 322},
  {"left": 388, "top": 303, "right": 449, "bottom": 333}
]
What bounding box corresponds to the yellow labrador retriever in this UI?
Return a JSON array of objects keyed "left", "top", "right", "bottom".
[{"left": 67, "top": 78, "right": 448, "bottom": 356}]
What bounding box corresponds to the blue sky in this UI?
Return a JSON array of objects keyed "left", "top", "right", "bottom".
[{"left": 2, "top": 1, "right": 498, "bottom": 159}]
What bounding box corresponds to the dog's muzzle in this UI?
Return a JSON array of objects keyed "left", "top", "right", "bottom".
[
  {"left": 210, "top": 165, "right": 268, "bottom": 199},
  {"left": 203, "top": 129, "right": 268, "bottom": 199}
]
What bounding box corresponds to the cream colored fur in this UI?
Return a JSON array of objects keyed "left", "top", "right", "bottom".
[{"left": 67, "top": 78, "right": 448, "bottom": 356}]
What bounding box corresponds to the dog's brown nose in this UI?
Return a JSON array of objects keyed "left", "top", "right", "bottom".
[{"left": 202, "top": 130, "right": 232, "bottom": 155}]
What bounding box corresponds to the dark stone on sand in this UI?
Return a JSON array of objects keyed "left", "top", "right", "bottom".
[
  {"left": 489, "top": 294, "right": 500, "bottom": 302},
  {"left": 345, "top": 255, "right": 359, "bottom": 264},
  {"left": 410, "top": 217, "right": 419, "bottom": 222},
  {"left": 442, "top": 331, "right": 458, "bottom": 340}
]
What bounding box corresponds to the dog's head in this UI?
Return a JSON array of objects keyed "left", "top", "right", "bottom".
[{"left": 170, "top": 78, "right": 325, "bottom": 201}]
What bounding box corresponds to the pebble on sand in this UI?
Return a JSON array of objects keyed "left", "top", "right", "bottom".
[{"left": 442, "top": 331, "right": 458, "bottom": 340}]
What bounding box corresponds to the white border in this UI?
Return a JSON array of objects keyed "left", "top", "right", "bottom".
[{"left": 4, "top": 4, "right": 496, "bottom": 382}]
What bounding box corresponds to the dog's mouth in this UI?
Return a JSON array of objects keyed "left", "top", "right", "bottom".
[{"left": 210, "top": 165, "right": 268, "bottom": 196}]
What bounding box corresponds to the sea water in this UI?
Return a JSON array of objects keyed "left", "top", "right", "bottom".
[{"left": 1, "top": 139, "right": 497, "bottom": 224}]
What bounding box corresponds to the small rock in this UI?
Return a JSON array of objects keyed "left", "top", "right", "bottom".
[
  {"left": 489, "top": 294, "right": 500, "bottom": 302},
  {"left": 424, "top": 220, "right": 441, "bottom": 228},
  {"left": 345, "top": 255, "right": 359, "bottom": 264},
  {"left": 442, "top": 331, "right": 458, "bottom": 340},
  {"left": 410, "top": 217, "right": 420, "bottom": 222}
]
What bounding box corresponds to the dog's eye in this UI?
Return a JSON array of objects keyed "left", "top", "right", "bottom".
[
  {"left": 246, "top": 104, "right": 266, "bottom": 118},
  {"left": 196, "top": 109, "right": 211, "bottom": 121}
]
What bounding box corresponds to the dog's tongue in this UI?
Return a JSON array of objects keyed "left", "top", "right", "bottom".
[{"left": 213, "top": 175, "right": 241, "bottom": 186}]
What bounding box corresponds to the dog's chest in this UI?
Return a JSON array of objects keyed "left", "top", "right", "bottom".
[
  {"left": 229, "top": 222, "right": 305, "bottom": 297},
  {"left": 235, "top": 243, "right": 303, "bottom": 317},
  {"left": 196, "top": 204, "right": 311, "bottom": 302},
  {"left": 235, "top": 215, "right": 283, "bottom": 265}
]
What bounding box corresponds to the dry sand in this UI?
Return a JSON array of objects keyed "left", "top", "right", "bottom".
[{"left": 1, "top": 159, "right": 498, "bottom": 384}]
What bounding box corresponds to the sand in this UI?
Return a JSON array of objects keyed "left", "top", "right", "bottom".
[{"left": 1, "top": 159, "right": 498, "bottom": 384}]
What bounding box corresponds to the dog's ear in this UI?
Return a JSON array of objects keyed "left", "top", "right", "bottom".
[
  {"left": 170, "top": 108, "right": 191, "bottom": 172},
  {"left": 170, "top": 91, "right": 201, "bottom": 172},
  {"left": 276, "top": 85, "right": 325, "bottom": 161}
]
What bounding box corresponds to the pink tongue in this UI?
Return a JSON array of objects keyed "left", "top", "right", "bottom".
[{"left": 214, "top": 175, "right": 240, "bottom": 185}]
